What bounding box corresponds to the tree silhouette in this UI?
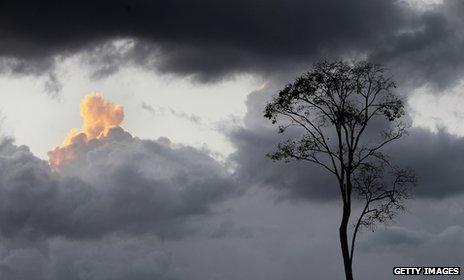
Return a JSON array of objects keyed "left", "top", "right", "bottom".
[{"left": 264, "top": 60, "right": 416, "bottom": 280}]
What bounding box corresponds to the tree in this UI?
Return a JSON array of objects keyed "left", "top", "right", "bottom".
[{"left": 264, "top": 60, "right": 416, "bottom": 280}]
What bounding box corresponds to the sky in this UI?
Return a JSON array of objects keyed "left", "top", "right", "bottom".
[{"left": 0, "top": 0, "right": 464, "bottom": 279}]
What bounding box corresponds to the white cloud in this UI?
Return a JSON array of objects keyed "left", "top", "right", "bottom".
[
  {"left": 398, "top": 0, "right": 443, "bottom": 12},
  {"left": 408, "top": 81, "right": 464, "bottom": 137}
]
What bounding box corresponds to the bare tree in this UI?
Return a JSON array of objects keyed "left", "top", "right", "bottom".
[{"left": 264, "top": 60, "right": 416, "bottom": 280}]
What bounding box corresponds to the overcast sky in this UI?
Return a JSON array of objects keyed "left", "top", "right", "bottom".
[{"left": 0, "top": 0, "right": 463, "bottom": 279}]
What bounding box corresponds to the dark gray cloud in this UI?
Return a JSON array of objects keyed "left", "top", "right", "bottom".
[
  {"left": 0, "top": 132, "right": 461, "bottom": 280},
  {"left": 218, "top": 57, "right": 464, "bottom": 279},
  {"left": 229, "top": 86, "right": 464, "bottom": 201},
  {"left": 353, "top": 194, "right": 459, "bottom": 258},
  {"left": 0, "top": 130, "right": 239, "bottom": 280},
  {"left": 3, "top": 0, "right": 462, "bottom": 86},
  {"left": 0, "top": 235, "right": 175, "bottom": 280},
  {"left": 385, "top": 128, "right": 464, "bottom": 198},
  {"left": 372, "top": 1, "right": 464, "bottom": 89},
  {"left": 230, "top": 126, "right": 338, "bottom": 201},
  {"left": 0, "top": 130, "right": 236, "bottom": 240},
  {"left": 0, "top": 187, "right": 462, "bottom": 280},
  {"left": 0, "top": 188, "right": 459, "bottom": 280}
]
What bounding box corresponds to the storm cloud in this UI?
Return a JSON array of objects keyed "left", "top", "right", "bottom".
[
  {"left": 229, "top": 85, "right": 464, "bottom": 202},
  {"left": 1, "top": 0, "right": 463, "bottom": 87},
  {"left": 0, "top": 132, "right": 236, "bottom": 240}
]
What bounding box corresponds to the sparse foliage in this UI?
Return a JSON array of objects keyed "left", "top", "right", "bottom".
[{"left": 265, "top": 60, "right": 416, "bottom": 280}]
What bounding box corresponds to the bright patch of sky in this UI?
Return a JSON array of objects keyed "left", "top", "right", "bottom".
[
  {"left": 0, "top": 52, "right": 263, "bottom": 161},
  {"left": 398, "top": 0, "right": 443, "bottom": 11},
  {"left": 409, "top": 81, "right": 464, "bottom": 137}
]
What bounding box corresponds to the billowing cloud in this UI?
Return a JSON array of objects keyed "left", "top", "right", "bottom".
[
  {"left": 79, "top": 93, "right": 124, "bottom": 139},
  {"left": 48, "top": 93, "right": 125, "bottom": 169},
  {"left": 229, "top": 86, "right": 464, "bottom": 201},
  {"left": 0, "top": 135, "right": 236, "bottom": 240},
  {"left": 0, "top": 94, "right": 236, "bottom": 240}
]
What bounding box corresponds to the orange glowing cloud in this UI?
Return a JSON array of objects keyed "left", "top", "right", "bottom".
[{"left": 48, "top": 93, "right": 125, "bottom": 170}]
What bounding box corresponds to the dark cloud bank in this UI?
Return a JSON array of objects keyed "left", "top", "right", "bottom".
[
  {"left": 1, "top": 0, "right": 464, "bottom": 87},
  {"left": 220, "top": 83, "right": 464, "bottom": 279},
  {"left": 0, "top": 130, "right": 235, "bottom": 240},
  {"left": 230, "top": 85, "right": 464, "bottom": 201},
  {"left": 0, "top": 128, "right": 243, "bottom": 279}
]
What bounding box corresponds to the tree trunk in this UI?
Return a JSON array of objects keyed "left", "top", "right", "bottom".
[{"left": 339, "top": 203, "right": 354, "bottom": 280}]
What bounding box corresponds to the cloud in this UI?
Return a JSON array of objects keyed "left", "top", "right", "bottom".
[
  {"left": 141, "top": 102, "right": 202, "bottom": 125},
  {"left": 384, "top": 129, "right": 464, "bottom": 198},
  {"left": 408, "top": 81, "right": 464, "bottom": 137},
  {"left": 371, "top": 0, "right": 464, "bottom": 89},
  {"left": 0, "top": 183, "right": 462, "bottom": 280},
  {"left": 359, "top": 224, "right": 464, "bottom": 265},
  {"left": 0, "top": 235, "right": 175, "bottom": 280},
  {"left": 0, "top": 130, "right": 462, "bottom": 280},
  {"left": 4, "top": 0, "right": 463, "bottom": 87},
  {"left": 0, "top": 93, "right": 241, "bottom": 279},
  {"left": 359, "top": 226, "right": 430, "bottom": 249},
  {"left": 48, "top": 93, "right": 125, "bottom": 169},
  {"left": 0, "top": 132, "right": 236, "bottom": 240},
  {"left": 47, "top": 235, "right": 174, "bottom": 280},
  {"left": 229, "top": 86, "right": 464, "bottom": 202}
]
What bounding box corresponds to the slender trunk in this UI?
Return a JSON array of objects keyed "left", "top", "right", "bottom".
[{"left": 339, "top": 201, "right": 353, "bottom": 280}]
